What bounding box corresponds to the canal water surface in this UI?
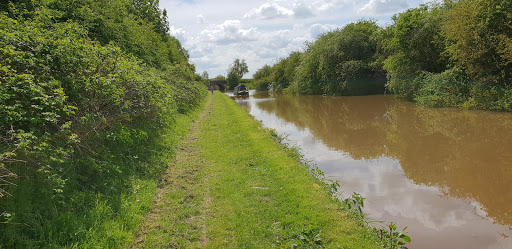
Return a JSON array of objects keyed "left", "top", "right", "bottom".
[{"left": 232, "top": 91, "right": 512, "bottom": 249}]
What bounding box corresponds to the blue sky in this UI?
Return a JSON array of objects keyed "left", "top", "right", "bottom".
[{"left": 159, "top": 0, "right": 429, "bottom": 78}]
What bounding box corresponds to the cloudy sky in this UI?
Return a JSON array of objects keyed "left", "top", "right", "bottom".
[{"left": 159, "top": 0, "right": 429, "bottom": 78}]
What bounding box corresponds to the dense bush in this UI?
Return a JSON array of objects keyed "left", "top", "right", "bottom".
[
  {"left": 3, "top": 0, "right": 191, "bottom": 70},
  {"left": 253, "top": 64, "right": 273, "bottom": 91},
  {"left": 383, "top": 2, "right": 449, "bottom": 100},
  {"left": 413, "top": 68, "right": 470, "bottom": 107},
  {"left": 442, "top": 0, "right": 512, "bottom": 86},
  {"left": 0, "top": 10, "right": 196, "bottom": 180},
  {"left": 293, "top": 20, "right": 384, "bottom": 95},
  {"left": 253, "top": 20, "right": 386, "bottom": 96},
  {"left": 0, "top": 2, "right": 206, "bottom": 247},
  {"left": 383, "top": 0, "right": 512, "bottom": 111}
]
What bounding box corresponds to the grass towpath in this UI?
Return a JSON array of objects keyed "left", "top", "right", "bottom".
[{"left": 133, "top": 92, "right": 381, "bottom": 248}]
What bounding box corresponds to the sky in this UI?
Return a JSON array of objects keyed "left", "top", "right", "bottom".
[{"left": 159, "top": 0, "right": 430, "bottom": 78}]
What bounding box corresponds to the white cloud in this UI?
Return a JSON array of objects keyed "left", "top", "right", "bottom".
[
  {"left": 359, "top": 0, "right": 410, "bottom": 16},
  {"left": 293, "top": 2, "right": 315, "bottom": 18},
  {"left": 199, "top": 20, "right": 259, "bottom": 45},
  {"left": 169, "top": 26, "right": 186, "bottom": 42},
  {"left": 244, "top": 3, "right": 294, "bottom": 19},
  {"left": 196, "top": 14, "right": 207, "bottom": 25},
  {"left": 309, "top": 23, "right": 338, "bottom": 39},
  {"left": 315, "top": 0, "right": 353, "bottom": 12},
  {"left": 186, "top": 22, "right": 338, "bottom": 79},
  {"left": 159, "top": 0, "right": 426, "bottom": 77},
  {"left": 243, "top": 2, "right": 315, "bottom": 20}
]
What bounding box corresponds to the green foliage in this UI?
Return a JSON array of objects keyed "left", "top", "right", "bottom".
[
  {"left": 342, "top": 192, "right": 366, "bottom": 218},
  {"left": 0, "top": 1, "right": 206, "bottom": 247},
  {"left": 6, "top": 0, "right": 190, "bottom": 70},
  {"left": 226, "top": 69, "right": 241, "bottom": 90},
  {"left": 442, "top": 0, "right": 512, "bottom": 86},
  {"left": 383, "top": 3, "right": 449, "bottom": 100},
  {"left": 275, "top": 225, "right": 324, "bottom": 248},
  {"left": 377, "top": 223, "right": 411, "bottom": 249},
  {"left": 295, "top": 20, "right": 384, "bottom": 95},
  {"left": 212, "top": 74, "right": 226, "bottom": 81},
  {"left": 253, "top": 64, "right": 273, "bottom": 91},
  {"left": 254, "top": 20, "right": 386, "bottom": 96},
  {"left": 229, "top": 58, "right": 249, "bottom": 78},
  {"left": 200, "top": 70, "right": 209, "bottom": 80},
  {"left": 413, "top": 68, "right": 470, "bottom": 107},
  {"left": 383, "top": 0, "right": 512, "bottom": 111},
  {"left": 225, "top": 58, "right": 248, "bottom": 90},
  {"left": 465, "top": 84, "right": 512, "bottom": 111},
  {"left": 273, "top": 52, "right": 303, "bottom": 93},
  {"left": 238, "top": 78, "right": 254, "bottom": 89}
]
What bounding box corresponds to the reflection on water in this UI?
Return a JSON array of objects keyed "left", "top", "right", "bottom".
[{"left": 235, "top": 92, "right": 512, "bottom": 249}]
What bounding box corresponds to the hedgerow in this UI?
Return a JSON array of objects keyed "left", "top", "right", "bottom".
[{"left": 0, "top": 3, "right": 206, "bottom": 247}]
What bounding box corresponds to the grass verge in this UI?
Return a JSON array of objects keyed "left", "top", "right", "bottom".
[
  {"left": 133, "top": 92, "right": 382, "bottom": 248},
  {"left": 0, "top": 98, "right": 205, "bottom": 248}
]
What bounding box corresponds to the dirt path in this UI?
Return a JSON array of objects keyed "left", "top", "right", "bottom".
[{"left": 132, "top": 95, "right": 214, "bottom": 248}]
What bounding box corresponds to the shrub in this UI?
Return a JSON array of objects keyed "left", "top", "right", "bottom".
[
  {"left": 413, "top": 68, "right": 469, "bottom": 107},
  {"left": 0, "top": 7, "right": 206, "bottom": 247}
]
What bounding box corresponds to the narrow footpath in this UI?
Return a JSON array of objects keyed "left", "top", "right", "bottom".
[{"left": 132, "top": 92, "right": 381, "bottom": 248}]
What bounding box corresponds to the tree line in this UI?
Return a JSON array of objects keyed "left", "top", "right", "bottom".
[
  {"left": 253, "top": 0, "right": 512, "bottom": 111},
  {"left": 203, "top": 59, "right": 250, "bottom": 91},
  {"left": 0, "top": 0, "right": 206, "bottom": 247}
]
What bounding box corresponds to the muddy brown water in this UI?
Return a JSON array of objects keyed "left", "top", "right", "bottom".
[{"left": 231, "top": 91, "right": 512, "bottom": 249}]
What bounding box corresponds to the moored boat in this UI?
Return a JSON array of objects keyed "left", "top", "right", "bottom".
[{"left": 234, "top": 84, "right": 249, "bottom": 96}]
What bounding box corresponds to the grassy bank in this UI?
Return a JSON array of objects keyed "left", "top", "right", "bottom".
[
  {"left": 0, "top": 100, "right": 205, "bottom": 248},
  {"left": 134, "top": 92, "right": 382, "bottom": 248}
]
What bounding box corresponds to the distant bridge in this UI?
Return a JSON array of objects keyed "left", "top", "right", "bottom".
[{"left": 209, "top": 80, "right": 227, "bottom": 91}]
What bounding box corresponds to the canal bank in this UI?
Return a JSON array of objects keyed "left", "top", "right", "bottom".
[
  {"left": 133, "top": 92, "right": 383, "bottom": 248},
  {"left": 234, "top": 91, "right": 512, "bottom": 249}
]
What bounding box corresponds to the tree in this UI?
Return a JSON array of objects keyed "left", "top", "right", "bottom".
[
  {"left": 293, "top": 20, "right": 382, "bottom": 94},
  {"left": 253, "top": 64, "right": 274, "bottom": 90},
  {"left": 201, "top": 71, "right": 209, "bottom": 80},
  {"left": 226, "top": 70, "right": 241, "bottom": 90},
  {"left": 383, "top": 3, "right": 449, "bottom": 99},
  {"left": 131, "top": 0, "right": 169, "bottom": 34},
  {"left": 229, "top": 59, "right": 249, "bottom": 78},
  {"left": 442, "top": 0, "right": 512, "bottom": 85},
  {"left": 212, "top": 75, "right": 226, "bottom": 81},
  {"left": 272, "top": 52, "right": 303, "bottom": 92}
]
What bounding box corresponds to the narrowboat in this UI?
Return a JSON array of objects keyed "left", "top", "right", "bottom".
[{"left": 234, "top": 84, "right": 249, "bottom": 96}]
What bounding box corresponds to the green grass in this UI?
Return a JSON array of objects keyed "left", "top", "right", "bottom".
[
  {"left": 132, "top": 106, "right": 209, "bottom": 248},
  {"left": 0, "top": 100, "right": 205, "bottom": 249},
  {"left": 134, "top": 92, "right": 381, "bottom": 248}
]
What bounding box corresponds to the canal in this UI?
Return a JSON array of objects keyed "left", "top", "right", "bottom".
[{"left": 232, "top": 91, "right": 512, "bottom": 249}]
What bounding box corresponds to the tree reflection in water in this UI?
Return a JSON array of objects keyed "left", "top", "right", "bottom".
[{"left": 248, "top": 93, "right": 512, "bottom": 248}]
